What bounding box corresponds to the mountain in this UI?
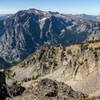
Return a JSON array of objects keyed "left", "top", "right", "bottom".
[
  {"left": 0, "top": 8, "right": 100, "bottom": 64},
  {"left": 74, "top": 14, "right": 97, "bottom": 19},
  {"left": 7, "top": 40, "right": 100, "bottom": 98},
  {"left": 0, "top": 14, "right": 11, "bottom": 20}
]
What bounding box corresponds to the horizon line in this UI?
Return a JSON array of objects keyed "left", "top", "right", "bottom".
[{"left": 0, "top": 8, "right": 100, "bottom": 16}]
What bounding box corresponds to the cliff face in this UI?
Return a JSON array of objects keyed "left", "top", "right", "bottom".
[{"left": 0, "top": 8, "right": 100, "bottom": 64}]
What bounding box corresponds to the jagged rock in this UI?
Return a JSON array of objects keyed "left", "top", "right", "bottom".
[
  {"left": 0, "top": 69, "right": 8, "bottom": 100},
  {"left": 7, "top": 83, "right": 25, "bottom": 97},
  {"left": 7, "top": 44, "right": 64, "bottom": 81},
  {"left": 0, "top": 69, "right": 25, "bottom": 100},
  {"left": 30, "top": 78, "right": 90, "bottom": 100},
  {"left": 6, "top": 78, "right": 91, "bottom": 100}
]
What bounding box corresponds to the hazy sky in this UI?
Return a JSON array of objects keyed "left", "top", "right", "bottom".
[{"left": 0, "top": 0, "right": 100, "bottom": 15}]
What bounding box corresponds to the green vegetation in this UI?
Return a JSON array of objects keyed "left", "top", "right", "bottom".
[
  {"left": 89, "top": 47, "right": 93, "bottom": 51},
  {"left": 95, "top": 47, "right": 100, "bottom": 50},
  {"left": 54, "top": 61, "right": 58, "bottom": 66},
  {"left": 67, "top": 49, "right": 72, "bottom": 54},
  {"left": 93, "top": 51, "right": 98, "bottom": 61},
  {"left": 80, "top": 44, "right": 88, "bottom": 51}
]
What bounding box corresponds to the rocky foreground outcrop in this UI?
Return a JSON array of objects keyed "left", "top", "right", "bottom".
[
  {"left": 0, "top": 70, "right": 93, "bottom": 100},
  {"left": 30, "top": 78, "right": 90, "bottom": 100},
  {"left": 0, "top": 70, "right": 8, "bottom": 100},
  {"left": 6, "top": 79, "right": 92, "bottom": 100},
  {"left": 0, "top": 69, "right": 25, "bottom": 100}
]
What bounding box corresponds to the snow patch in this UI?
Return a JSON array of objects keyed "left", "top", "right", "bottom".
[{"left": 39, "top": 17, "right": 48, "bottom": 22}]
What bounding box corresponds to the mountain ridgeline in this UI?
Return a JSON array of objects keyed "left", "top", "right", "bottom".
[{"left": 0, "top": 8, "right": 100, "bottom": 64}]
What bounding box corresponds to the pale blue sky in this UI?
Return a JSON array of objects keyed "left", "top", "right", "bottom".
[{"left": 0, "top": 0, "right": 100, "bottom": 15}]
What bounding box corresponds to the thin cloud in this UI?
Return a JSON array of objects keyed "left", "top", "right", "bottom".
[{"left": 0, "top": 9, "right": 17, "bottom": 14}]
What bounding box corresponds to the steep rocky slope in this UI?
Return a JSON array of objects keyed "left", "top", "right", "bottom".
[
  {"left": 7, "top": 44, "right": 64, "bottom": 82},
  {"left": 7, "top": 41, "right": 100, "bottom": 97},
  {"left": 0, "top": 8, "right": 100, "bottom": 64}
]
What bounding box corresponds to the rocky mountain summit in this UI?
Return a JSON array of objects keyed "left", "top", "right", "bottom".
[{"left": 0, "top": 8, "right": 100, "bottom": 64}]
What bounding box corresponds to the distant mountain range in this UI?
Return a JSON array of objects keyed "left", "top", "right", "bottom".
[
  {"left": 0, "top": 14, "right": 11, "bottom": 20},
  {"left": 0, "top": 8, "right": 100, "bottom": 64},
  {"left": 74, "top": 14, "right": 97, "bottom": 19}
]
